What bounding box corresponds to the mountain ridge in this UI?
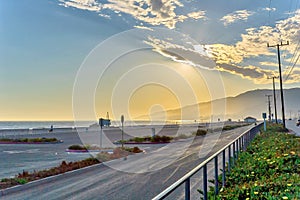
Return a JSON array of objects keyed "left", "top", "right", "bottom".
[{"left": 136, "top": 88, "right": 300, "bottom": 121}]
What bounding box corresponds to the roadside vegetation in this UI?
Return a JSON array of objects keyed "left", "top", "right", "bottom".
[
  {"left": 221, "top": 123, "right": 250, "bottom": 131},
  {"left": 206, "top": 124, "right": 300, "bottom": 199},
  {"left": 0, "top": 158, "right": 99, "bottom": 189},
  {"left": 0, "top": 137, "right": 61, "bottom": 143},
  {"left": 118, "top": 135, "right": 173, "bottom": 144},
  {"left": 193, "top": 123, "right": 251, "bottom": 137},
  {"left": 0, "top": 146, "right": 142, "bottom": 190}
]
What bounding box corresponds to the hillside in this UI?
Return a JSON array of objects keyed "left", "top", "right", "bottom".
[{"left": 137, "top": 88, "right": 300, "bottom": 121}]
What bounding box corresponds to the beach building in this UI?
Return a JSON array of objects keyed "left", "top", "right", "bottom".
[{"left": 244, "top": 116, "right": 257, "bottom": 123}]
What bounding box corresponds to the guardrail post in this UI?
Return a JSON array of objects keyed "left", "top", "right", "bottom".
[
  {"left": 232, "top": 141, "right": 235, "bottom": 165},
  {"left": 214, "top": 156, "right": 219, "bottom": 195},
  {"left": 203, "top": 164, "right": 207, "bottom": 200},
  {"left": 222, "top": 150, "right": 226, "bottom": 187},
  {"left": 247, "top": 131, "right": 250, "bottom": 147},
  {"left": 228, "top": 145, "right": 231, "bottom": 173},
  {"left": 185, "top": 178, "right": 190, "bottom": 200},
  {"left": 236, "top": 140, "right": 239, "bottom": 159}
]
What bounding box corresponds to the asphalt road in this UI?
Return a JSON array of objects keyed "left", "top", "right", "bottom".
[
  {"left": 1, "top": 125, "right": 254, "bottom": 200},
  {"left": 286, "top": 119, "right": 300, "bottom": 136},
  {"left": 0, "top": 131, "right": 90, "bottom": 179}
]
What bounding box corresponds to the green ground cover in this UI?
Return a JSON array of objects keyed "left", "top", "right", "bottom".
[{"left": 207, "top": 124, "right": 300, "bottom": 199}]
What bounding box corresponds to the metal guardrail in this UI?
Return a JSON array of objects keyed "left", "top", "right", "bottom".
[{"left": 152, "top": 123, "right": 263, "bottom": 200}]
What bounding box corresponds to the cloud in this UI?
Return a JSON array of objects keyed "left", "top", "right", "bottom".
[
  {"left": 259, "top": 61, "right": 278, "bottom": 67},
  {"left": 208, "top": 9, "right": 300, "bottom": 64},
  {"left": 144, "top": 37, "right": 216, "bottom": 69},
  {"left": 187, "top": 11, "right": 206, "bottom": 20},
  {"left": 98, "top": 13, "right": 111, "bottom": 19},
  {"left": 217, "top": 63, "right": 275, "bottom": 84},
  {"left": 144, "top": 10, "right": 300, "bottom": 84},
  {"left": 236, "top": 9, "right": 300, "bottom": 58},
  {"left": 103, "top": 0, "right": 198, "bottom": 29},
  {"left": 221, "top": 10, "right": 254, "bottom": 26},
  {"left": 134, "top": 25, "right": 154, "bottom": 31},
  {"left": 262, "top": 7, "right": 276, "bottom": 12},
  {"left": 205, "top": 43, "right": 244, "bottom": 64},
  {"left": 59, "top": 0, "right": 101, "bottom": 12},
  {"left": 59, "top": 0, "right": 207, "bottom": 29}
]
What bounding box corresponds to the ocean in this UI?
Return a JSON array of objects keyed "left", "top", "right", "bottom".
[
  {"left": 0, "top": 120, "right": 194, "bottom": 130},
  {"left": 0, "top": 121, "right": 91, "bottom": 130}
]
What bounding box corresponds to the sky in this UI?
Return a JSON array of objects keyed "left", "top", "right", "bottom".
[{"left": 0, "top": 0, "right": 299, "bottom": 121}]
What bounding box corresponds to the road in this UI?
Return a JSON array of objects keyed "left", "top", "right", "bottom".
[
  {"left": 286, "top": 119, "right": 300, "bottom": 136},
  {"left": 1, "top": 125, "right": 254, "bottom": 200}
]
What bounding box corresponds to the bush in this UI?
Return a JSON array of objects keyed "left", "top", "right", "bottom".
[
  {"left": 160, "top": 135, "right": 172, "bottom": 143},
  {"left": 132, "top": 146, "right": 142, "bottom": 153},
  {"left": 68, "top": 144, "right": 87, "bottom": 151},
  {"left": 195, "top": 129, "right": 207, "bottom": 136},
  {"left": 15, "top": 178, "right": 28, "bottom": 185},
  {"left": 131, "top": 137, "right": 145, "bottom": 143},
  {"left": 127, "top": 135, "right": 172, "bottom": 143},
  {"left": 122, "top": 146, "right": 142, "bottom": 153}
]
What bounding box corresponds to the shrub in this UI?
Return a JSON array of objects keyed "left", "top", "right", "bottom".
[
  {"left": 195, "top": 129, "right": 207, "bottom": 136},
  {"left": 132, "top": 146, "right": 142, "bottom": 153},
  {"left": 131, "top": 137, "right": 145, "bottom": 143},
  {"left": 16, "top": 178, "right": 28, "bottom": 185},
  {"left": 68, "top": 144, "right": 87, "bottom": 151},
  {"left": 160, "top": 135, "right": 172, "bottom": 143}
]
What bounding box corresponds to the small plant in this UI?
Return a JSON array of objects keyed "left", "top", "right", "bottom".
[
  {"left": 15, "top": 178, "right": 28, "bottom": 185},
  {"left": 194, "top": 129, "right": 207, "bottom": 136},
  {"left": 121, "top": 146, "right": 142, "bottom": 153},
  {"left": 68, "top": 144, "right": 87, "bottom": 151}
]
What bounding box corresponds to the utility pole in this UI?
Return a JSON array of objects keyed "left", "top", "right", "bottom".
[
  {"left": 266, "top": 94, "right": 272, "bottom": 122},
  {"left": 267, "top": 41, "right": 289, "bottom": 129},
  {"left": 268, "top": 76, "right": 279, "bottom": 124}
]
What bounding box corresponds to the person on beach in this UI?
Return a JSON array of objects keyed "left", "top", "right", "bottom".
[{"left": 49, "top": 125, "right": 53, "bottom": 132}]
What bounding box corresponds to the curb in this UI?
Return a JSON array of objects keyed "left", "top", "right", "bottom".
[{"left": 0, "top": 162, "right": 103, "bottom": 197}]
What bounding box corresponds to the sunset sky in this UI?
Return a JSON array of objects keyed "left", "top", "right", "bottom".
[{"left": 0, "top": 0, "right": 299, "bottom": 121}]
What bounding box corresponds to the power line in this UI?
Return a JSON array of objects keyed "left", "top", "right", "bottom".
[
  {"left": 285, "top": 52, "right": 300, "bottom": 81},
  {"left": 285, "top": 39, "right": 300, "bottom": 73},
  {"left": 267, "top": 41, "right": 289, "bottom": 129}
]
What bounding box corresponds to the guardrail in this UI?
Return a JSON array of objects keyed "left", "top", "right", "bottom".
[{"left": 152, "top": 123, "right": 263, "bottom": 200}]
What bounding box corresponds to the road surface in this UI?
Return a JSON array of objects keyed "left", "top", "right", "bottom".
[
  {"left": 286, "top": 119, "right": 300, "bottom": 136},
  {"left": 1, "top": 125, "right": 254, "bottom": 200}
]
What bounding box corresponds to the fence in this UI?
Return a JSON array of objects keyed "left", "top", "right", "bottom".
[{"left": 152, "top": 123, "right": 263, "bottom": 200}]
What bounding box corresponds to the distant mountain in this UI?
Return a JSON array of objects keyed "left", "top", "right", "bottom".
[{"left": 137, "top": 88, "right": 300, "bottom": 121}]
